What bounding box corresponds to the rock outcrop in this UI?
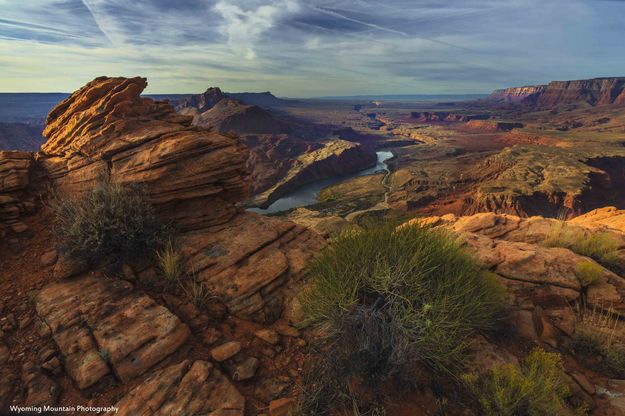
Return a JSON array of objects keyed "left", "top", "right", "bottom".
[
  {"left": 409, "top": 212, "right": 625, "bottom": 325},
  {"left": 0, "top": 76, "right": 327, "bottom": 413},
  {"left": 35, "top": 275, "right": 190, "bottom": 388},
  {"left": 489, "top": 85, "right": 546, "bottom": 103},
  {"left": 464, "top": 120, "right": 524, "bottom": 132},
  {"left": 0, "top": 150, "right": 35, "bottom": 238},
  {"left": 180, "top": 212, "right": 324, "bottom": 323},
  {"left": 489, "top": 77, "right": 625, "bottom": 108},
  {"left": 464, "top": 146, "right": 625, "bottom": 218},
  {"left": 39, "top": 76, "right": 248, "bottom": 230},
  {"left": 405, "top": 210, "right": 625, "bottom": 415}
]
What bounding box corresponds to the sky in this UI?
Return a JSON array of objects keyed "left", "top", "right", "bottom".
[{"left": 1, "top": 0, "right": 624, "bottom": 97}]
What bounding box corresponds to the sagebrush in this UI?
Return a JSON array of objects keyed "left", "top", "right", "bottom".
[{"left": 53, "top": 179, "right": 167, "bottom": 267}]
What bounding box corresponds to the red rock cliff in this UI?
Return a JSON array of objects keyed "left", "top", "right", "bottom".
[{"left": 489, "top": 77, "right": 625, "bottom": 107}]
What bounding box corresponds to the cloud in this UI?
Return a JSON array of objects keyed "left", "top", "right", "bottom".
[
  {"left": 214, "top": 0, "right": 300, "bottom": 59},
  {"left": 0, "top": 0, "right": 625, "bottom": 95}
]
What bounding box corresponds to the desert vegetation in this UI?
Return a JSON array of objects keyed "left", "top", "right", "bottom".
[
  {"left": 296, "top": 221, "right": 506, "bottom": 414},
  {"left": 52, "top": 178, "right": 168, "bottom": 268},
  {"left": 572, "top": 304, "right": 625, "bottom": 379},
  {"left": 463, "top": 348, "right": 576, "bottom": 416},
  {"left": 155, "top": 239, "right": 185, "bottom": 286},
  {"left": 543, "top": 222, "right": 621, "bottom": 269}
]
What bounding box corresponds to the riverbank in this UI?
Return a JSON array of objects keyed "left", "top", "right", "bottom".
[{"left": 249, "top": 151, "right": 393, "bottom": 215}]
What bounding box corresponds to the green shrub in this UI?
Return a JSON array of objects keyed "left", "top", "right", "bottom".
[
  {"left": 463, "top": 348, "right": 572, "bottom": 416},
  {"left": 572, "top": 331, "right": 625, "bottom": 379},
  {"left": 544, "top": 222, "right": 620, "bottom": 268},
  {"left": 156, "top": 240, "right": 184, "bottom": 286},
  {"left": 298, "top": 221, "right": 505, "bottom": 414},
  {"left": 575, "top": 260, "right": 604, "bottom": 287},
  {"left": 53, "top": 179, "right": 167, "bottom": 268}
]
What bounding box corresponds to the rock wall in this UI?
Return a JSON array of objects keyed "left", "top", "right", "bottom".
[
  {"left": 490, "top": 77, "right": 625, "bottom": 107},
  {"left": 0, "top": 151, "right": 35, "bottom": 238},
  {"left": 489, "top": 85, "right": 546, "bottom": 103}
]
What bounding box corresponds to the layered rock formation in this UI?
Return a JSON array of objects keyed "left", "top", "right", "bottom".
[
  {"left": 111, "top": 360, "right": 245, "bottom": 416},
  {"left": 0, "top": 77, "right": 325, "bottom": 413},
  {"left": 35, "top": 275, "right": 190, "bottom": 388},
  {"left": 0, "top": 151, "right": 35, "bottom": 238},
  {"left": 464, "top": 120, "right": 524, "bottom": 132},
  {"left": 39, "top": 77, "right": 248, "bottom": 230},
  {"left": 489, "top": 85, "right": 546, "bottom": 103},
  {"left": 466, "top": 147, "right": 625, "bottom": 217},
  {"left": 36, "top": 75, "right": 325, "bottom": 321},
  {"left": 405, "top": 209, "right": 625, "bottom": 411},
  {"left": 490, "top": 77, "right": 625, "bottom": 107}
]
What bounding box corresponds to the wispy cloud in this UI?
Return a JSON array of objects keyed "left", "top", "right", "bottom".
[
  {"left": 0, "top": 0, "right": 624, "bottom": 95},
  {"left": 214, "top": 0, "right": 300, "bottom": 59}
]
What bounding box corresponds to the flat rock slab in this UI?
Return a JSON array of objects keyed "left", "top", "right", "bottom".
[
  {"left": 35, "top": 275, "right": 190, "bottom": 389},
  {"left": 111, "top": 360, "right": 244, "bottom": 416}
]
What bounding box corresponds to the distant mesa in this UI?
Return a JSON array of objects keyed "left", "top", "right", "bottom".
[
  {"left": 175, "top": 87, "right": 291, "bottom": 135},
  {"left": 489, "top": 77, "right": 625, "bottom": 107},
  {"left": 226, "top": 90, "right": 291, "bottom": 108}
]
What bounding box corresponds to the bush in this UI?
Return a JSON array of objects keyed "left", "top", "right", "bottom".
[
  {"left": 298, "top": 221, "right": 505, "bottom": 413},
  {"left": 463, "top": 348, "right": 572, "bottom": 416},
  {"left": 53, "top": 179, "right": 167, "bottom": 268},
  {"left": 572, "top": 331, "right": 625, "bottom": 379},
  {"left": 575, "top": 260, "right": 604, "bottom": 287},
  {"left": 544, "top": 223, "right": 620, "bottom": 269}
]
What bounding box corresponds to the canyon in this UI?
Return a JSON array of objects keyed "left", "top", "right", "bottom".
[{"left": 3, "top": 75, "right": 625, "bottom": 414}]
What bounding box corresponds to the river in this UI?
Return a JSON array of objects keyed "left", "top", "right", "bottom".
[{"left": 249, "top": 150, "right": 393, "bottom": 215}]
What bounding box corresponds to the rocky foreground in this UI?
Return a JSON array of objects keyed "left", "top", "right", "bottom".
[
  {"left": 1, "top": 76, "right": 324, "bottom": 414},
  {"left": 3, "top": 77, "right": 625, "bottom": 414}
]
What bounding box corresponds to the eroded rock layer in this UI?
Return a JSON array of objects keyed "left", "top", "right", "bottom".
[
  {"left": 111, "top": 360, "right": 244, "bottom": 416},
  {"left": 39, "top": 77, "right": 248, "bottom": 230},
  {"left": 35, "top": 275, "right": 190, "bottom": 389},
  {"left": 0, "top": 150, "right": 35, "bottom": 238},
  {"left": 489, "top": 77, "right": 625, "bottom": 107}
]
